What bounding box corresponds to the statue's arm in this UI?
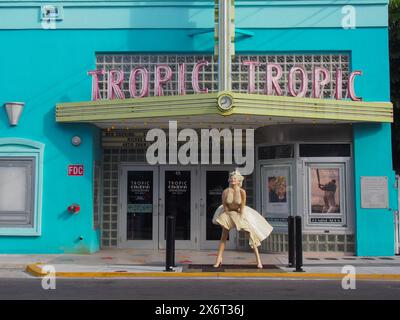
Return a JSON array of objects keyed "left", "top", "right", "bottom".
[
  {"left": 222, "top": 189, "right": 229, "bottom": 212},
  {"left": 240, "top": 189, "right": 246, "bottom": 214}
]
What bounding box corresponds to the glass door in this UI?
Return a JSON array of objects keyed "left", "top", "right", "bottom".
[
  {"left": 159, "top": 166, "right": 198, "bottom": 249},
  {"left": 199, "top": 166, "right": 236, "bottom": 250},
  {"left": 119, "top": 165, "right": 159, "bottom": 249}
]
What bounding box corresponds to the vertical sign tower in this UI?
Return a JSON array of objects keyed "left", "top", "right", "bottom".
[{"left": 215, "top": 0, "right": 235, "bottom": 92}]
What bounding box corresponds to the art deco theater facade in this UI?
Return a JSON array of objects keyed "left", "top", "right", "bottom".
[{"left": 0, "top": 0, "right": 397, "bottom": 256}]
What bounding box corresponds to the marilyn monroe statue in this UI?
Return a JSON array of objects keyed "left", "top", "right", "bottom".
[{"left": 212, "top": 169, "right": 273, "bottom": 269}]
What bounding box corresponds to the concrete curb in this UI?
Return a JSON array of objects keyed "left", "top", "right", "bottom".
[{"left": 25, "top": 263, "right": 400, "bottom": 280}]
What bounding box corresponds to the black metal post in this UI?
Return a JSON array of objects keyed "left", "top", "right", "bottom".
[
  {"left": 165, "top": 215, "right": 175, "bottom": 272},
  {"left": 172, "top": 215, "right": 176, "bottom": 267},
  {"left": 294, "top": 216, "right": 304, "bottom": 272},
  {"left": 287, "top": 216, "right": 295, "bottom": 268}
]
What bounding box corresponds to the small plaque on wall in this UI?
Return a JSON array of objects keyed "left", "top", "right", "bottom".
[{"left": 361, "top": 176, "right": 389, "bottom": 209}]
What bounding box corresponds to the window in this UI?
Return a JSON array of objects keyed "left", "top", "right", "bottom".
[
  {"left": 0, "top": 139, "right": 44, "bottom": 236},
  {"left": 299, "top": 144, "right": 351, "bottom": 157},
  {"left": 0, "top": 158, "right": 35, "bottom": 227},
  {"left": 258, "top": 144, "right": 294, "bottom": 160}
]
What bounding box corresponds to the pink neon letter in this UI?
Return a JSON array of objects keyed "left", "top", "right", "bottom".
[
  {"left": 178, "top": 63, "right": 186, "bottom": 95},
  {"left": 266, "top": 64, "right": 283, "bottom": 96},
  {"left": 192, "top": 60, "right": 209, "bottom": 94},
  {"left": 313, "top": 67, "right": 330, "bottom": 99},
  {"left": 335, "top": 68, "right": 343, "bottom": 100},
  {"left": 107, "top": 70, "right": 125, "bottom": 100},
  {"left": 288, "top": 66, "right": 308, "bottom": 97},
  {"left": 129, "top": 67, "right": 149, "bottom": 98},
  {"left": 88, "top": 69, "right": 105, "bottom": 101},
  {"left": 243, "top": 61, "right": 261, "bottom": 94},
  {"left": 348, "top": 70, "right": 363, "bottom": 101},
  {"left": 155, "top": 65, "right": 173, "bottom": 96}
]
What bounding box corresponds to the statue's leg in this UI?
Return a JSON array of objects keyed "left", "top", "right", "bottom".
[
  {"left": 214, "top": 228, "right": 229, "bottom": 267},
  {"left": 253, "top": 242, "right": 263, "bottom": 269}
]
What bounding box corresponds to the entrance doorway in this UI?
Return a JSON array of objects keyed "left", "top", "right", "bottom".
[{"left": 119, "top": 165, "right": 236, "bottom": 250}]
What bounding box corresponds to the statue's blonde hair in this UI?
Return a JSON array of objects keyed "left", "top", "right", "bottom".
[{"left": 229, "top": 169, "right": 244, "bottom": 187}]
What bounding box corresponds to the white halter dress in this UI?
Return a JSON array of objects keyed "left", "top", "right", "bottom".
[{"left": 212, "top": 187, "right": 273, "bottom": 248}]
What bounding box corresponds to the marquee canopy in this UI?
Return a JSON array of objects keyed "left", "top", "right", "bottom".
[{"left": 55, "top": 91, "right": 393, "bottom": 129}]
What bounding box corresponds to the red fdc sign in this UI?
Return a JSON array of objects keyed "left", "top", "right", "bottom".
[{"left": 68, "top": 165, "right": 84, "bottom": 176}]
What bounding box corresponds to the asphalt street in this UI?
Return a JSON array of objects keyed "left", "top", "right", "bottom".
[{"left": 0, "top": 277, "right": 400, "bottom": 300}]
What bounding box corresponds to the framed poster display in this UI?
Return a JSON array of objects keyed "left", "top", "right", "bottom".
[
  {"left": 306, "top": 163, "right": 346, "bottom": 226},
  {"left": 261, "top": 165, "right": 292, "bottom": 227}
]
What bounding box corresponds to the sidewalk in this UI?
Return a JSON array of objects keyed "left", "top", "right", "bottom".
[{"left": 1, "top": 249, "right": 399, "bottom": 279}]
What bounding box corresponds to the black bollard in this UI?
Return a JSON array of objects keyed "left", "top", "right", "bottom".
[
  {"left": 287, "top": 216, "right": 295, "bottom": 268},
  {"left": 294, "top": 216, "right": 304, "bottom": 272},
  {"left": 172, "top": 215, "right": 176, "bottom": 267},
  {"left": 165, "top": 215, "right": 175, "bottom": 272}
]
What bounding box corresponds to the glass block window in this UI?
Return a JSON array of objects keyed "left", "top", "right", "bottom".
[
  {"left": 93, "top": 161, "right": 102, "bottom": 230},
  {"left": 95, "top": 53, "right": 350, "bottom": 100}
]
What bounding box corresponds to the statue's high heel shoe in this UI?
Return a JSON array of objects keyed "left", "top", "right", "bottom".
[
  {"left": 213, "top": 258, "right": 223, "bottom": 268},
  {"left": 257, "top": 263, "right": 263, "bottom": 269}
]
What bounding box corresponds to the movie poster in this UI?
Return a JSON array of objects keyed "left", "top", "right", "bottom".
[
  {"left": 310, "top": 168, "right": 341, "bottom": 214},
  {"left": 263, "top": 166, "right": 290, "bottom": 216}
]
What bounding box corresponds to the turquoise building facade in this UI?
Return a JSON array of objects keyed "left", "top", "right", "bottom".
[{"left": 0, "top": 0, "right": 397, "bottom": 255}]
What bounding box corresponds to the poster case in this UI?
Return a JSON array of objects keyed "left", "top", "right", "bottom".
[
  {"left": 261, "top": 165, "right": 292, "bottom": 228},
  {"left": 305, "top": 163, "right": 347, "bottom": 227}
]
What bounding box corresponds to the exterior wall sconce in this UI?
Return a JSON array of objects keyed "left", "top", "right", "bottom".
[
  {"left": 71, "top": 136, "right": 82, "bottom": 146},
  {"left": 4, "top": 102, "right": 25, "bottom": 126}
]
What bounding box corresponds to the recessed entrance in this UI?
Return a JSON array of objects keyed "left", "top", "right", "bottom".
[{"left": 119, "top": 165, "right": 236, "bottom": 250}]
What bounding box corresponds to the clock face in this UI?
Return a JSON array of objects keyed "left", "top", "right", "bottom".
[{"left": 218, "top": 94, "right": 233, "bottom": 111}]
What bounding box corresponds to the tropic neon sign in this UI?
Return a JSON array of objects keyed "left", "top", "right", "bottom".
[{"left": 88, "top": 59, "right": 363, "bottom": 102}]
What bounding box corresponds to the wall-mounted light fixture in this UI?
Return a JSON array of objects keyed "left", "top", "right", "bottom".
[{"left": 4, "top": 102, "right": 25, "bottom": 126}]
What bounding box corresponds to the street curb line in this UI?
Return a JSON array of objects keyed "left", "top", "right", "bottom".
[{"left": 25, "top": 263, "right": 400, "bottom": 280}]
